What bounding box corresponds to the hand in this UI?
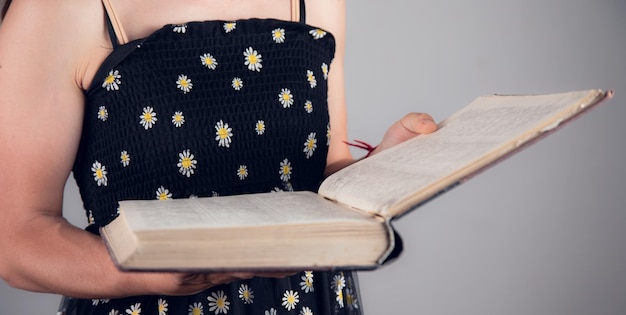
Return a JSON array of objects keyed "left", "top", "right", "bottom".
[
  {"left": 371, "top": 113, "right": 438, "bottom": 155},
  {"left": 146, "top": 270, "right": 295, "bottom": 296}
]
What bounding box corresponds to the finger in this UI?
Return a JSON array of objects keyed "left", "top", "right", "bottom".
[{"left": 399, "top": 112, "right": 437, "bottom": 135}]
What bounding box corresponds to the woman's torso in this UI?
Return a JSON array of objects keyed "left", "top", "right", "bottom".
[{"left": 64, "top": 1, "right": 362, "bottom": 314}]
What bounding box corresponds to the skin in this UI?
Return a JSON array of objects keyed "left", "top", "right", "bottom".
[{"left": 0, "top": 0, "right": 436, "bottom": 299}]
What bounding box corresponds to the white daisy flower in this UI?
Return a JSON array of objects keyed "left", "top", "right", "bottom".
[
  {"left": 231, "top": 77, "right": 243, "bottom": 90},
  {"left": 309, "top": 28, "right": 327, "bottom": 39},
  {"left": 279, "top": 158, "right": 292, "bottom": 182},
  {"left": 120, "top": 150, "right": 130, "bottom": 167},
  {"left": 237, "top": 165, "right": 248, "bottom": 180},
  {"left": 177, "top": 149, "right": 197, "bottom": 177},
  {"left": 223, "top": 22, "right": 236, "bottom": 33},
  {"left": 326, "top": 123, "right": 331, "bottom": 146},
  {"left": 300, "top": 306, "right": 314, "bottom": 315},
  {"left": 238, "top": 284, "right": 254, "bottom": 304},
  {"left": 173, "top": 24, "right": 187, "bottom": 33},
  {"left": 87, "top": 210, "right": 95, "bottom": 225},
  {"left": 108, "top": 310, "right": 120, "bottom": 315},
  {"left": 300, "top": 272, "right": 314, "bottom": 293},
  {"left": 214, "top": 120, "right": 233, "bottom": 148},
  {"left": 92, "top": 299, "right": 109, "bottom": 306},
  {"left": 98, "top": 106, "right": 108, "bottom": 121},
  {"left": 172, "top": 111, "right": 185, "bottom": 127},
  {"left": 264, "top": 308, "right": 277, "bottom": 315},
  {"left": 304, "top": 270, "right": 314, "bottom": 280},
  {"left": 156, "top": 186, "right": 172, "bottom": 200},
  {"left": 139, "top": 106, "right": 157, "bottom": 130},
  {"left": 91, "top": 161, "right": 108, "bottom": 187},
  {"left": 271, "top": 28, "right": 285, "bottom": 43},
  {"left": 200, "top": 53, "right": 218, "bottom": 70},
  {"left": 336, "top": 289, "right": 344, "bottom": 308},
  {"left": 282, "top": 181, "right": 294, "bottom": 192},
  {"left": 304, "top": 100, "right": 313, "bottom": 113},
  {"left": 281, "top": 290, "right": 299, "bottom": 311},
  {"left": 158, "top": 298, "right": 169, "bottom": 315},
  {"left": 243, "top": 47, "right": 263, "bottom": 72},
  {"left": 102, "top": 70, "right": 121, "bottom": 91},
  {"left": 188, "top": 302, "right": 203, "bottom": 315},
  {"left": 303, "top": 132, "right": 317, "bottom": 159},
  {"left": 321, "top": 62, "right": 329, "bottom": 80},
  {"left": 278, "top": 88, "right": 294, "bottom": 108},
  {"left": 207, "top": 290, "right": 230, "bottom": 314},
  {"left": 306, "top": 70, "right": 317, "bottom": 88},
  {"left": 346, "top": 288, "right": 359, "bottom": 310},
  {"left": 255, "top": 120, "right": 265, "bottom": 135},
  {"left": 126, "top": 302, "right": 142, "bottom": 315},
  {"left": 331, "top": 273, "right": 346, "bottom": 292},
  {"left": 176, "top": 74, "right": 193, "bottom": 94}
]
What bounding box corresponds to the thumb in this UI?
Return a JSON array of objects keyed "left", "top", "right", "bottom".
[{"left": 399, "top": 112, "right": 438, "bottom": 135}]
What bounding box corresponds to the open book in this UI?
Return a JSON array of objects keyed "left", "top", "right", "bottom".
[{"left": 101, "top": 89, "right": 613, "bottom": 271}]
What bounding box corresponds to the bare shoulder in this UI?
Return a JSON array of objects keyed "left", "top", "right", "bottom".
[
  {"left": 306, "top": 0, "right": 345, "bottom": 37},
  {"left": 0, "top": 0, "right": 110, "bottom": 89},
  {"left": 0, "top": 0, "right": 107, "bottom": 188}
]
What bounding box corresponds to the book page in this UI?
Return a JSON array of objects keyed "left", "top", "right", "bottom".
[
  {"left": 119, "top": 191, "right": 380, "bottom": 232},
  {"left": 319, "top": 90, "right": 606, "bottom": 218}
]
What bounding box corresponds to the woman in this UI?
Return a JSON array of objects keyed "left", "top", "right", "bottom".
[{"left": 0, "top": 0, "right": 437, "bottom": 314}]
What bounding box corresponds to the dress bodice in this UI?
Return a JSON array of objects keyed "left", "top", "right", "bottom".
[{"left": 72, "top": 19, "right": 336, "bottom": 228}]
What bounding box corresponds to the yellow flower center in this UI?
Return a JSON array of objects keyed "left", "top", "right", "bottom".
[
  {"left": 248, "top": 54, "right": 257, "bottom": 64},
  {"left": 282, "top": 166, "right": 290, "bottom": 175},
  {"left": 95, "top": 169, "right": 103, "bottom": 179},
  {"left": 181, "top": 157, "right": 192, "bottom": 169},
  {"left": 105, "top": 75, "right": 115, "bottom": 84},
  {"left": 218, "top": 127, "right": 229, "bottom": 139},
  {"left": 217, "top": 298, "right": 225, "bottom": 308},
  {"left": 158, "top": 304, "right": 165, "bottom": 312},
  {"left": 282, "top": 94, "right": 291, "bottom": 101},
  {"left": 143, "top": 112, "right": 153, "bottom": 121},
  {"left": 192, "top": 308, "right": 201, "bottom": 315},
  {"left": 159, "top": 193, "right": 168, "bottom": 200},
  {"left": 287, "top": 295, "right": 295, "bottom": 303},
  {"left": 180, "top": 79, "right": 189, "bottom": 88},
  {"left": 307, "top": 140, "right": 315, "bottom": 149},
  {"left": 175, "top": 115, "right": 182, "bottom": 122}
]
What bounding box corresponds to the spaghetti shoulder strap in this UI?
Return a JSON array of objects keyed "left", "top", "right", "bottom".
[
  {"left": 290, "top": 0, "right": 306, "bottom": 23},
  {"left": 299, "top": 0, "right": 306, "bottom": 23},
  {"left": 101, "top": 0, "right": 129, "bottom": 46}
]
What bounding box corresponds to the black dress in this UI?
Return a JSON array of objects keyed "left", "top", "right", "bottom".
[{"left": 64, "top": 5, "right": 364, "bottom": 315}]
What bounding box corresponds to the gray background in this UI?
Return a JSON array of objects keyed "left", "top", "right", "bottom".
[{"left": 1, "top": 0, "right": 625, "bottom": 314}]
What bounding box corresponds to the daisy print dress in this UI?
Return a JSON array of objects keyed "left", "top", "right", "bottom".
[{"left": 66, "top": 2, "right": 363, "bottom": 315}]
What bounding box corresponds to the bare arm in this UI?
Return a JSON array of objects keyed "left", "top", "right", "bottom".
[
  {"left": 0, "top": 0, "right": 254, "bottom": 299},
  {"left": 310, "top": 0, "right": 437, "bottom": 176}
]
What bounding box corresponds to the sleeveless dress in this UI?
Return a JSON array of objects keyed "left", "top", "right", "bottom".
[{"left": 62, "top": 1, "right": 364, "bottom": 315}]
